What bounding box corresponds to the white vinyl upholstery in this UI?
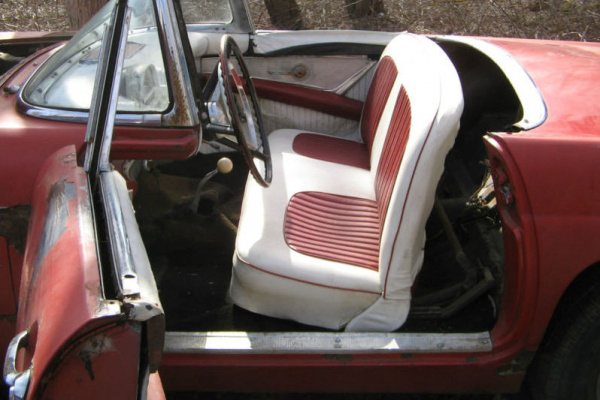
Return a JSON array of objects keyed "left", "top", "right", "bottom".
[{"left": 230, "top": 33, "right": 464, "bottom": 331}]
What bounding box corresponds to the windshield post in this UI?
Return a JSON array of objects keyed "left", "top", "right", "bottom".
[{"left": 83, "top": 0, "right": 132, "bottom": 187}]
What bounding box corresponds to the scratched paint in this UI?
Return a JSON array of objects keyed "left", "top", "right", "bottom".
[{"left": 29, "top": 179, "right": 75, "bottom": 292}]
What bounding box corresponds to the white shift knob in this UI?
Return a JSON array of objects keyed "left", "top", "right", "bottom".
[{"left": 217, "top": 157, "right": 233, "bottom": 174}]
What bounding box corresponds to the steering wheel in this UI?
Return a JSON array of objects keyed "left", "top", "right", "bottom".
[{"left": 218, "top": 35, "right": 272, "bottom": 187}]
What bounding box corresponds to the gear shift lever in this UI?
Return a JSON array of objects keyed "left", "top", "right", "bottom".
[{"left": 190, "top": 157, "right": 233, "bottom": 212}]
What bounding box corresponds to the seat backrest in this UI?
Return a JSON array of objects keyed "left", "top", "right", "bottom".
[
  {"left": 375, "top": 34, "right": 463, "bottom": 297},
  {"left": 360, "top": 56, "right": 398, "bottom": 155},
  {"left": 348, "top": 34, "right": 463, "bottom": 331}
]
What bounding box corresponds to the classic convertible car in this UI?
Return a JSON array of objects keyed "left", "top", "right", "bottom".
[{"left": 1, "top": 0, "right": 599, "bottom": 399}]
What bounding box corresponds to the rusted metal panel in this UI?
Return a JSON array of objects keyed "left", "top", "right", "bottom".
[
  {"left": 38, "top": 323, "right": 142, "bottom": 400},
  {"left": 15, "top": 144, "right": 124, "bottom": 398}
]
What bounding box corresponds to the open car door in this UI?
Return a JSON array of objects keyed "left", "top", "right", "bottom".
[{"left": 3, "top": 1, "right": 168, "bottom": 398}]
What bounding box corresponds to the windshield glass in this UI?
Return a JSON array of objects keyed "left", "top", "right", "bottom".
[{"left": 24, "top": 0, "right": 170, "bottom": 112}]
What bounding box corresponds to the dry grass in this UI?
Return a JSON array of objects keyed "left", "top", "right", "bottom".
[{"left": 1, "top": 0, "right": 599, "bottom": 42}]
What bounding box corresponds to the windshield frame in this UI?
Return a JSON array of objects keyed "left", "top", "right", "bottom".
[{"left": 16, "top": 0, "right": 252, "bottom": 127}]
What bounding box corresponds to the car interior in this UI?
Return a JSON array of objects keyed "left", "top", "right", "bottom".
[{"left": 128, "top": 28, "right": 523, "bottom": 334}]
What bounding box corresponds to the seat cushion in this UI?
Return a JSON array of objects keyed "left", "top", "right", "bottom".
[
  {"left": 284, "top": 191, "right": 380, "bottom": 271},
  {"left": 232, "top": 129, "right": 381, "bottom": 330}
]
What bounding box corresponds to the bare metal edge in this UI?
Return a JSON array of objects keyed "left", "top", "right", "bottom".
[
  {"left": 164, "top": 331, "right": 492, "bottom": 354},
  {"left": 435, "top": 35, "right": 548, "bottom": 131}
]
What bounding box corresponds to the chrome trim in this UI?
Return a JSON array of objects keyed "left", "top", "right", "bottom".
[
  {"left": 18, "top": 103, "right": 163, "bottom": 127},
  {"left": 99, "top": 172, "right": 140, "bottom": 297},
  {"left": 99, "top": 170, "right": 165, "bottom": 370},
  {"left": 99, "top": 171, "right": 163, "bottom": 317},
  {"left": 238, "top": 0, "right": 255, "bottom": 33},
  {"left": 154, "top": 0, "right": 200, "bottom": 128},
  {"left": 165, "top": 331, "right": 492, "bottom": 354},
  {"left": 99, "top": 8, "right": 132, "bottom": 171},
  {"left": 436, "top": 35, "right": 548, "bottom": 131},
  {"left": 3, "top": 331, "right": 32, "bottom": 400},
  {"left": 83, "top": 1, "right": 132, "bottom": 175}
]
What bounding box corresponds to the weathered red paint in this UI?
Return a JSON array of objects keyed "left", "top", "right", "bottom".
[
  {"left": 487, "top": 132, "right": 600, "bottom": 347},
  {"left": 39, "top": 324, "right": 142, "bottom": 400},
  {"left": 160, "top": 352, "right": 523, "bottom": 394},
  {"left": 13, "top": 145, "right": 142, "bottom": 398},
  {"left": 482, "top": 37, "right": 600, "bottom": 137}
]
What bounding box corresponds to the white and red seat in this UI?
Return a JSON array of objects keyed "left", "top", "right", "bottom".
[{"left": 230, "top": 33, "right": 464, "bottom": 331}]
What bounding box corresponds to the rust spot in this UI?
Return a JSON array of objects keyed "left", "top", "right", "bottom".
[
  {"left": 59, "top": 152, "right": 77, "bottom": 166},
  {"left": 78, "top": 335, "right": 114, "bottom": 380}
]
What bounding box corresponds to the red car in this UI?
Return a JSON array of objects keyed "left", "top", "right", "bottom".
[{"left": 1, "top": 0, "right": 599, "bottom": 399}]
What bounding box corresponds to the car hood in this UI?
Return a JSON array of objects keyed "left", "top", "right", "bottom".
[{"left": 482, "top": 37, "right": 600, "bottom": 137}]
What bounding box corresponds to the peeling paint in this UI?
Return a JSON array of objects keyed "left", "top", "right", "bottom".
[
  {"left": 58, "top": 152, "right": 77, "bottom": 166},
  {"left": 78, "top": 335, "right": 115, "bottom": 380},
  {"left": 30, "top": 180, "right": 73, "bottom": 289}
]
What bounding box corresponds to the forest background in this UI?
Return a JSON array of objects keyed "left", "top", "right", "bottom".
[{"left": 0, "top": 0, "right": 599, "bottom": 43}]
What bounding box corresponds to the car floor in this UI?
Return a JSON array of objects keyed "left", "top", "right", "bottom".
[{"left": 133, "top": 150, "right": 498, "bottom": 334}]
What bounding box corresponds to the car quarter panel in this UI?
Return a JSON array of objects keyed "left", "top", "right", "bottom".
[
  {"left": 482, "top": 37, "right": 600, "bottom": 136},
  {"left": 486, "top": 132, "right": 600, "bottom": 351},
  {"left": 480, "top": 37, "right": 600, "bottom": 349}
]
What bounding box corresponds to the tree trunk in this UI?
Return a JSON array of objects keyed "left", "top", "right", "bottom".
[
  {"left": 263, "top": 0, "right": 304, "bottom": 30},
  {"left": 344, "top": 0, "right": 385, "bottom": 19},
  {"left": 64, "top": 0, "right": 107, "bottom": 30}
]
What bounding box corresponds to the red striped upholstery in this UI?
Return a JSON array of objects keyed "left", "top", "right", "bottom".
[
  {"left": 284, "top": 192, "right": 380, "bottom": 271},
  {"left": 375, "top": 86, "right": 411, "bottom": 226},
  {"left": 284, "top": 87, "right": 412, "bottom": 271},
  {"left": 360, "top": 56, "right": 398, "bottom": 153}
]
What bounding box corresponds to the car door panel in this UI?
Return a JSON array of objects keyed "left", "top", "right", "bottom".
[
  {"left": 9, "top": 144, "right": 142, "bottom": 398},
  {"left": 201, "top": 55, "right": 374, "bottom": 136}
]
